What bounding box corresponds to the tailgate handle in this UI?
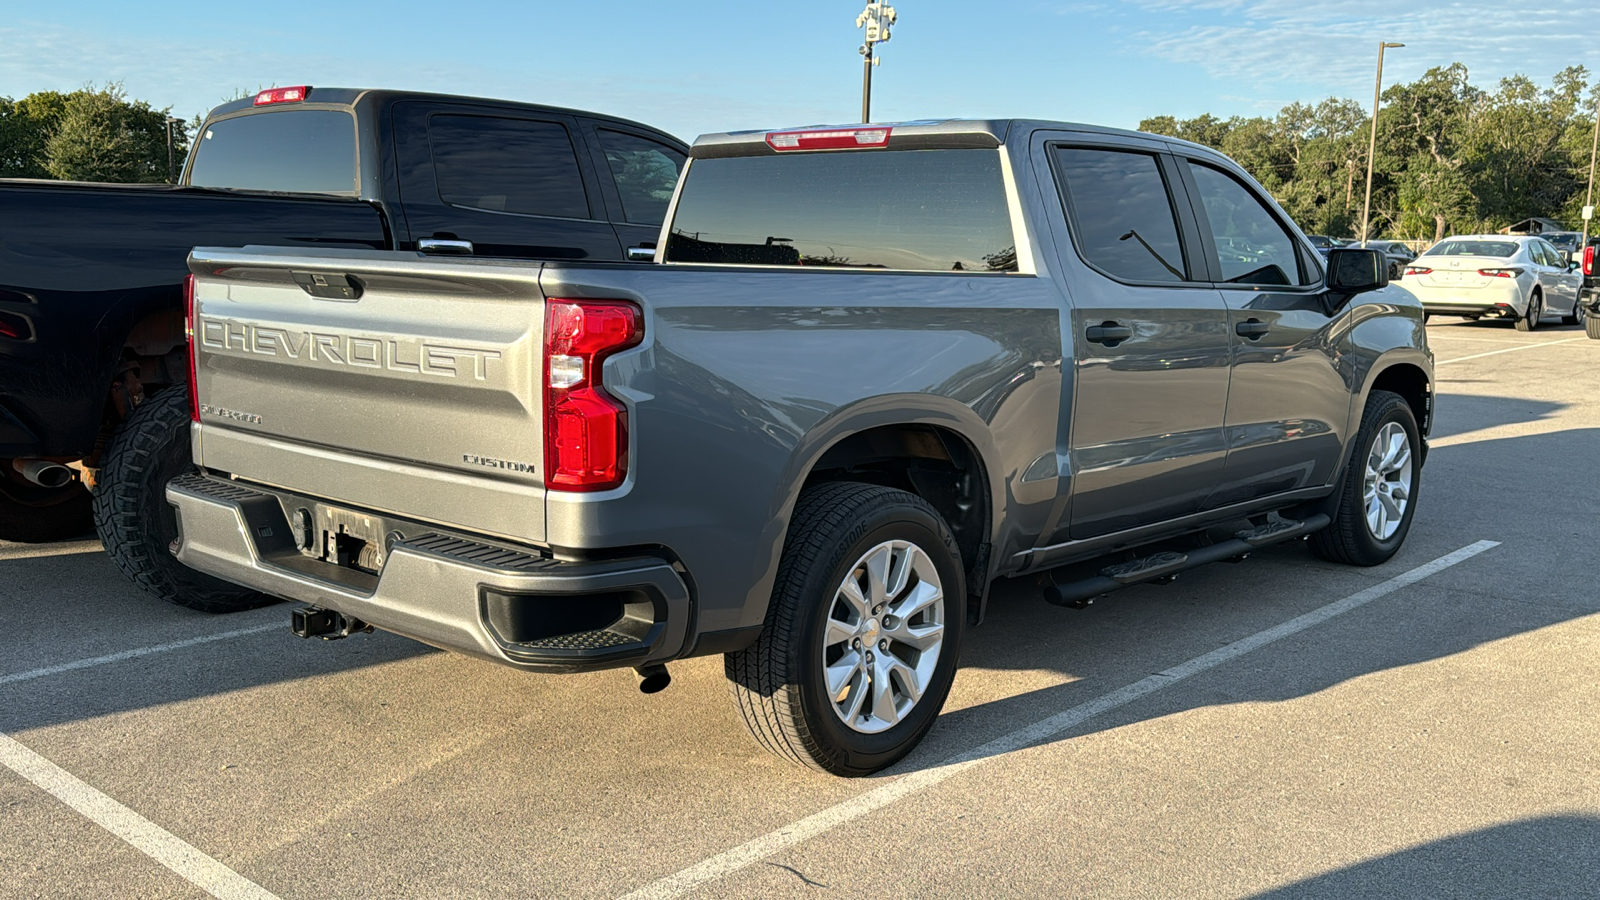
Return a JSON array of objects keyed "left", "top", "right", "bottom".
[
  {"left": 419, "top": 237, "right": 474, "bottom": 255},
  {"left": 291, "top": 271, "right": 363, "bottom": 301}
]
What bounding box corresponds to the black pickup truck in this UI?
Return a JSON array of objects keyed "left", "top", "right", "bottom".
[{"left": 0, "top": 87, "right": 685, "bottom": 608}]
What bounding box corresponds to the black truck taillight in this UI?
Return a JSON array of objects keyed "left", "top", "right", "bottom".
[
  {"left": 543, "top": 300, "right": 643, "bottom": 492},
  {"left": 184, "top": 274, "right": 199, "bottom": 423}
]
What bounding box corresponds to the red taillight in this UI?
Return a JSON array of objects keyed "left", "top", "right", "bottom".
[
  {"left": 184, "top": 274, "right": 199, "bottom": 423},
  {"left": 253, "top": 85, "right": 310, "bottom": 105},
  {"left": 765, "top": 127, "right": 892, "bottom": 151},
  {"left": 0, "top": 311, "right": 29, "bottom": 340},
  {"left": 1585, "top": 245, "right": 1595, "bottom": 276},
  {"left": 544, "top": 300, "right": 643, "bottom": 492},
  {"left": 1478, "top": 268, "right": 1518, "bottom": 278},
  {"left": 1404, "top": 266, "right": 1432, "bottom": 276}
]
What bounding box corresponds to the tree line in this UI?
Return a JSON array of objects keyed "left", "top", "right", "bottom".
[
  {"left": 1139, "top": 64, "right": 1600, "bottom": 242},
  {"left": 0, "top": 84, "right": 190, "bottom": 183}
]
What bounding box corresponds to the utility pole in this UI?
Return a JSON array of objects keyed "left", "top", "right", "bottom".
[
  {"left": 856, "top": 3, "right": 896, "bottom": 123},
  {"left": 165, "top": 116, "right": 184, "bottom": 184},
  {"left": 1361, "top": 41, "right": 1404, "bottom": 246},
  {"left": 1582, "top": 92, "right": 1599, "bottom": 248}
]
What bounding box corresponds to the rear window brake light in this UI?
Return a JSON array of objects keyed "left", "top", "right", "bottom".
[
  {"left": 254, "top": 86, "right": 311, "bottom": 105},
  {"left": 766, "top": 127, "right": 892, "bottom": 151}
]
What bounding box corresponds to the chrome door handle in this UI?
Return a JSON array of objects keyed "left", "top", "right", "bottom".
[
  {"left": 419, "top": 238, "right": 474, "bottom": 255},
  {"left": 626, "top": 244, "right": 657, "bottom": 262}
]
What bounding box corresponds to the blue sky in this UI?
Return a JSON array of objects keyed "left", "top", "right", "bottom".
[{"left": 3, "top": 1, "right": 1597, "bottom": 141}]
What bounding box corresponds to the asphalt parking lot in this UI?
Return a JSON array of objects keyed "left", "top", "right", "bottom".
[{"left": 3, "top": 315, "right": 1598, "bottom": 900}]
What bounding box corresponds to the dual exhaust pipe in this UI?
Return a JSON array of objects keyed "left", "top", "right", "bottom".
[{"left": 10, "top": 459, "right": 74, "bottom": 489}]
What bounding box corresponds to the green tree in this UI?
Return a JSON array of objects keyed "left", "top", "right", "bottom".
[
  {"left": 0, "top": 90, "right": 71, "bottom": 178},
  {"left": 44, "top": 84, "right": 186, "bottom": 183}
]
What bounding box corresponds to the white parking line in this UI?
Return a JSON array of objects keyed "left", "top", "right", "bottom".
[
  {"left": 619, "top": 540, "right": 1501, "bottom": 900},
  {"left": 0, "top": 623, "right": 280, "bottom": 688},
  {"left": 1436, "top": 337, "right": 1585, "bottom": 365},
  {"left": 0, "top": 732, "right": 280, "bottom": 899}
]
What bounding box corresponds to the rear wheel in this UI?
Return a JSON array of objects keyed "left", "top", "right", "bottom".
[
  {"left": 0, "top": 465, "right": 92, "bottom": 543},
  {"left": 1310, "top": 390, "right": 1420, "bottom": 567},
  {"left": 726, "top": 482, "right": 965, "bottom": 776},
  {"left": 93, "top": 386, "right": 276, "bottom": 613},
  {"left": 1388, "top": 261, "right": 1402, "bottom": 280},
  {"left": 1587, "top": 306, "right": 1600, "bottom": 340},
  {"left": 1515, "top": 292, "right": 1542, "bottom": 332}
]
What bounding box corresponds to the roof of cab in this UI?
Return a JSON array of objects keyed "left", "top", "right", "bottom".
[
  {"left": 203, "top": 87, "right": 686, "bottom": 146},
  {"left": 690, "top": 118, "right": 1225, "bottom": 160}
]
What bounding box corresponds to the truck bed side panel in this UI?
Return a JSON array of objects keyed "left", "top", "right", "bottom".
[{"left": 538, "top": 263, "right": 1066, "bottom": 636}]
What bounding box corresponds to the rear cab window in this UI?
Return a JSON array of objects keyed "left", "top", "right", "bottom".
[
  {"left": 664, "top": 149, "right": 1017, "bottom": 272},
  {"left": 597, "top": 130, "right": 685, "bottom": 226},
  {"left": 188, "top": 109, "right": 357, "bottom": 194}
]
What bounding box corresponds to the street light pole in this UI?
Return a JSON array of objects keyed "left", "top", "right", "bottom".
[
  {"left": 1360, "top": 41, "right": 1404, "bottom": 247},
  {"left": 855, "top": 3, "right": 896, "bottom": 123},
  {"left": 1582, "top": 92, "right": 1599, "bottom": 248}
]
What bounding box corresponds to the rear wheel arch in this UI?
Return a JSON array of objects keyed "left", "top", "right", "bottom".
[{"left": 782, "top": 408, "right": 1000, "bottom": 625}]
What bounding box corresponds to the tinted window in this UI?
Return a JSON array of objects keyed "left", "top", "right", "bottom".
[
  {"left": 1053, "top": 147, "right": 1187, "bottom": 282},
  {"left": 598, "top": 130, "right": 684, "bottom": 226},
  {"left": 428, "top": 115, "right": 590, "bottom": 218},
  {"left": 1187, "top": 162, "right": 1309, "bottom": 286},
  {"left": 1424, "top": 240, "right": 1518, "bottom": 258},
  {"left": 1536, "top": 240, "right": 1561, "bottom": 266},
  {"left": 665, "top": 150, "right": 1015, "bottom": 271},
  {"left": 189, "top": 109, "right": 356, "bottom": 194}
]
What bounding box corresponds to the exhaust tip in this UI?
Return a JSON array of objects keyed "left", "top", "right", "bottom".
[
  {"left": 11, "top": 459, "right": 73, "bottom": 489},
  {"left": 635, "top": 664, "right": 671, "bottom": 694}
]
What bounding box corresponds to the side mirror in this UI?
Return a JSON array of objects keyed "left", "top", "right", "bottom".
[{"left": 1326, "top": 248, "right": 1389, "bottom": 294}]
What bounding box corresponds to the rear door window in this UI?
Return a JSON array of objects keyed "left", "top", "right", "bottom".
[
  {"left": 596, "top": 130, "right": 685, "bottom": 226},
  {"left": 665, "top": 149, "right": 1016, "bottom": 271},
  {"left": 1051, "top": 147, "right": 1189, "bottom": 282},
  {"left": 189, "top": 109, "right": 357, "bottom": 194},
  {"left": 1186, "top": 161, "right": 1313, "bottom": 287},
  {"left": 428, "top": 115, "right": 591, "bottom": 219}
]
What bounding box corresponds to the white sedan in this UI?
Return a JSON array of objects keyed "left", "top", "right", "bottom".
[{"left": 1403, "top": 235, "right": 1584, "bottom": 331}]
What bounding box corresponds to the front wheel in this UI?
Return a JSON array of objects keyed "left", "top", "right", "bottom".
[
  {"left": 1562, "top": 300, "right": 1584, "bottom": 328},
  {"left": 726, "top": 482, "right": 965, "bottom": 776},
  {"left": 1309, "top": 390, "right": 1421, "bottom": 566}
]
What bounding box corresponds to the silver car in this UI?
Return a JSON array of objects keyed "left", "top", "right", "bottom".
[{"left": 1403, "top": 235, "right": 1584, "bottom": 331}]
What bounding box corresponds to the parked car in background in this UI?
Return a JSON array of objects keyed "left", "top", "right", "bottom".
[
  {"left": 1305, "top": 235, "right": 1344, "bottom": 257},
  {"left": 166, "top": 118, "right": 1432, "bottom": 775},
  {"left": 0, "top": 86, "right": 686, "bottom": 611},
  {"left": 1404, "top": 235, "right": 1583, "bottom": 331},
  {"left": 1365, "top": 241, "right": 1417, "bottom": 279},
  {"left": 1540, "top": 230, "right": 1583, "bottom": 260}
]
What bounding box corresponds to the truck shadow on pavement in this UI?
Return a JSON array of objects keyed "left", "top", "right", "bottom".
[
  {"left": 1246, "top": 815, "right": 1600, "bottom": 899},
  {"left": 906, "top": 423, "right": 1600, "bottom": 778}
]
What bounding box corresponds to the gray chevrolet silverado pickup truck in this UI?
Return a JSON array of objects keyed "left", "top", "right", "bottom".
[{"left": 168, "top": 119, "right": 1432, "bottom": 775}]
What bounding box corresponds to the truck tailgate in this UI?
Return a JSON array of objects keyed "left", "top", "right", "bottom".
[{"left": 188, "top": 247, "right": 549, "bottom": 543}]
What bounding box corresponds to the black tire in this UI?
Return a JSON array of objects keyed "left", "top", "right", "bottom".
[
  {"left": 1389, "top": 262, "right": 1401, "bottom": 280},
  {"left": 93, "top": 386, "right": 276, "bottom": 613},
  {"left": 1309, "top": 390, "right": 1421, "bottom": 567},
  {"left": 1561, "top": 302, "right": 1580, "bottom": 327},
  {"left": 0, "top": 468, "right": 93, "bottom": 542},
  {"left": 1515, "top": 292, "right": 1542, "bottom": 332},
  {"left": 726, "top": 482, "right": 965, "bottom": 776},
  {"left": 1587, "top": 307, "right": 1600, "bottom": 340}
]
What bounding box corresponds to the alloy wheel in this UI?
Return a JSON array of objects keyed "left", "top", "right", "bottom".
[
  {"left": 1362, "top": 422, "right": 1413, "bottom": 541},
  {"left": 822, "top": 539, "right": 946, "bottom": 734}
]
